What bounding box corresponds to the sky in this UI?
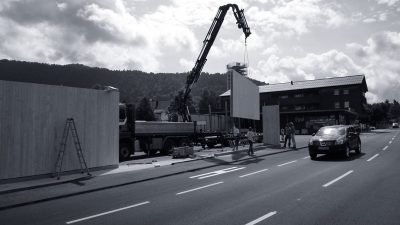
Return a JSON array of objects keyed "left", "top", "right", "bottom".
[{"left": 0, "top": 0, "right": 399, "bottom": 103}]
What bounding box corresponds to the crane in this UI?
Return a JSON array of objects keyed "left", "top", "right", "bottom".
[{"left": 181, "top": 3, "right": 251, "bottom": 122}]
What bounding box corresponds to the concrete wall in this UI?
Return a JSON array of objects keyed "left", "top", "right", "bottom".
[
  {"left": 0, "top": 80, "right": 119, "bottom": 180},
  {"left": 262, "top": 105, "right": 280, "bottom": 146}
]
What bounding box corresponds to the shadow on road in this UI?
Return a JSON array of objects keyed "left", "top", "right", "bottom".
[
  {"left": 313, "top": 152, "right": 366, "bottom": 162},
  {"left": 235, "top": 156, "right": 265, "bottom": 165}
]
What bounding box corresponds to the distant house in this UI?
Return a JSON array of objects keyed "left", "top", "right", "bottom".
[
  {"left": 220, "top": 75, "right": 369, "bottom": 134},
  {"left": 152, "top": 100, "right": 170, "bottom": 121}
]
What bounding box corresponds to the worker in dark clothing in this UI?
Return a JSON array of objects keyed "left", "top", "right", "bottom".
[{"left": 283, "top": 123, "right": 291, "bottom": 148}]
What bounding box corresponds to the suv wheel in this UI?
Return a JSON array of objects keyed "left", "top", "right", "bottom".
[
  {"left": 355, "top": 140, "right": 362, "bottom": 154},
  {"left": 343, "top": 145, "right": 350, "bottom": 158},
  {"left": 309, "top": 152, "right": 317, "bottom": 160}
]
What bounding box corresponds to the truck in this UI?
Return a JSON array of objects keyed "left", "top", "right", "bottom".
[{"left": 119, "top": 103, "right": 227, "bottom": 161}]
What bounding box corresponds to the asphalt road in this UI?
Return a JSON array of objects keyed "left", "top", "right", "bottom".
[{"left": 1, "top": 129, "right": 399, "bottom": 225}]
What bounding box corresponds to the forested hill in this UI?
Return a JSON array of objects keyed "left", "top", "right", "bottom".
[{"left": 0, "top": 59, "right": 265, "bottom": 105}]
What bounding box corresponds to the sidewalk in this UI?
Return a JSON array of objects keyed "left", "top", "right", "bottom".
[{"left": 0, "top": 136, "right": 310, "bottom": 210}]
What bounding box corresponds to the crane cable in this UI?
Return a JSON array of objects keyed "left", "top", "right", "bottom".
[{"left": 244, "top": 39, "right": 250, "bottom": 77}]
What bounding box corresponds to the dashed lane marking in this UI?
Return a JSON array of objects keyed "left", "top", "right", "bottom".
[
  {"left": 367, "top": 153, "right": 379, "bottom": 162},
  {"left": 190, "top": 167, "right": 246, "bottom": 179},
  {"left": 303, "top": 156, "right": 310, "bottom": 159},
  {"left": 277, "top": 160, "right": 297, "bottom": 167},
  {"left": 239, "top": 169, "right": 269, "bottom": 178},
  {"left": 66, "top": 201, "right": 150, "bottom": 224},
  {"left": 245, "top": 211, "right": 277, "bottom": 225},
  {"left": 323, "top": 170, "right": 353, "bottom": 188},
  {"left": 383, "top": 146, "right": 389, "bottom": 151},
  {"left": 176, "top": 182, "right": 223, "bottom": 195}
]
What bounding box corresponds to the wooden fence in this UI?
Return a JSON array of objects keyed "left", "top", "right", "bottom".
[{"left": 0, "top": 80, "right": 119, "bottom": 180}]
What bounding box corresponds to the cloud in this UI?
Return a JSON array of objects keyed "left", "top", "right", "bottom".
[
  {"left": 261, "top": 44, "right": 281, "bottom": 55},
  {"left": 251, "top": 49, "right": 362, "bottom": 85},
  {"left": 247, "top": 0, "right": 347, "bottom": 39},
  {"left": 363, "top": 18, "right": 377, "bottom": 23},
  {"left": 347, "top": 31, "right": 400, "bottom": 103},
  {"left": 179, "top": 58, "right": 193, "bottom": 71},
  {"left": 0, "top": 0, "right": 202, "bottom": 72},
  {"left": 375, "top": 0, "right": 400, "bottom": 6}
]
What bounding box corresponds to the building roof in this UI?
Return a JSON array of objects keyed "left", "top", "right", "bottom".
[{"left": 220, "top": 75, "right": 368, "bottom": 97}]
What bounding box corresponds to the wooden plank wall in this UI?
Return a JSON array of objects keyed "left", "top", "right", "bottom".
[
  {"left": 0, "top": 80, "right": 119, "bottom": 180},
  {"left": 262, "top": 105, "right": 280, "bottom": 147}
]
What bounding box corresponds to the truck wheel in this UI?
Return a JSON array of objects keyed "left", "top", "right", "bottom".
[
  {"left": 222, "top": 139, "right": 230, "bottom": 147},
  {"left": 161, "top": 140, "right": 175, "bottom": 155},
  {"left": 179, "top": 138, "right": 190, "bottom": 147},
  {"left": 119, "top": 143, "right": 132, "bottom": 161},
  {"left": 207, "top": 141, "right": 215, "bottom": 148}
]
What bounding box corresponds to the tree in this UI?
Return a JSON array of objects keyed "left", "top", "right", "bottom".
[
  {"left": 136, "top": 97, "right": 156, "bottom": 121},
  {"left": 389, "top": 99, "right": 400, "bottom": 120},
  {"left": 198, "top": 89, "right": 219, "bottom": 114},
  {"left": 168, "top": 90, "right": 195, "bottom": 121}
]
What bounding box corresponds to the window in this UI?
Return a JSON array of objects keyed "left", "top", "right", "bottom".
[
  {"left": 343, "top": 89, "right": 349, "bottom": 95},
  {"left": 334, "top": 89, "right": 340, "bottom": 95},
  {"left": 344, "top": 101, "right": 350, "bottom": 108},
  {"left": 334, "top": 102, "right": 340, "bottom": 109},
  {"left": 295, "top": 105, "right": 305, "bottom": 111},
  {"left": 280, "top": 95, "right": 288, "bottom": 99},
  {"left": 281, "top": 106, "right": 289, "bottom": 110}
]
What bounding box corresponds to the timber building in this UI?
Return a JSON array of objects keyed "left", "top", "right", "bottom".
[{"left": 221, "top": 75, "right": 369, "bottom": 134}]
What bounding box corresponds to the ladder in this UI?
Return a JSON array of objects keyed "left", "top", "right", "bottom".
[{"left": 54, "top": 118, "right": 91, "bottom": 179}]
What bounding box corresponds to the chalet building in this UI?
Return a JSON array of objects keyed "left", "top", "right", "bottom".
[{"left": 221, "top": 75, "right": 369, "bottom": 134}]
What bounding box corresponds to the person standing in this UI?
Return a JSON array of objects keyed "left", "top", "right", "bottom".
[
  {"left": 283, "top": 123, "right": 291, "bottom": 148},
  {"left": 290, "top": 122, "right": 297, "bottom": 150},
  {"left": 233, "top": 125, "right": 240, "bottom": 151},
  {"left": 246, "top": 127, "right": 256, "bottom": 155}
]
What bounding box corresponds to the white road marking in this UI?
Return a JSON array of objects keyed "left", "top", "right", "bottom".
[
  {"left": 383, "top": 146, "right": 389, "bottom": 151},
  {"left": 367, "top": 153, "right": 379, "bottom": 162},
  {"left": 176, "top": 182, "right": 223, "bottom": 195},
  {"left": 66, "top": 201, "right": 150, "bottom": 224},
  {"left": 189, "top": 167, "right": 237, "bottom": 178},
  {"left": 323, "top": 170, "right": 353, "bottom": 188},
  {"left": 277, "top": 160, "right": 297, "bottom": 167},
  {"left": 389, "top": 141, "right": 392, "bottom": 144},
  {"left": 303, "top": 156, "right": 310, "bottom": 159},
  {"left": 190, "top": 167, "right": 245, "bottom": 179},
  {"left": 245, "top": 211, "right": 277, "bottom": 225},
  {"left": 239, "top": 169, "right": 269, "bottom": 178}
]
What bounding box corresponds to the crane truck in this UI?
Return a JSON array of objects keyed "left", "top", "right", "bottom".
[{"left": 118, "top": 4, "right": 251, "bottom": 161}]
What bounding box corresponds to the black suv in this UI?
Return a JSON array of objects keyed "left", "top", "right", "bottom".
[{"left": 308, "top": 125, "right": 361, "bottom": 160}]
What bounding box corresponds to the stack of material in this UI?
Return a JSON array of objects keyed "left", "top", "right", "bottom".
[{"left": 172, "top": 146, "right": 194, "bottom": 158}]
